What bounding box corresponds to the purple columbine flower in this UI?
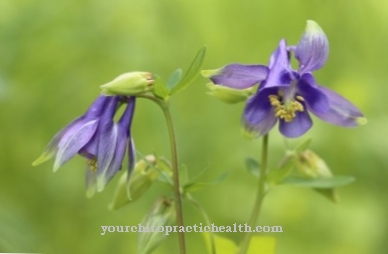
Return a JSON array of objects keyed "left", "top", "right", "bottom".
[
  {"left": 33, "top": 95, "right": 136, "bottom": 197},
  {"left": 204, "top": 20, "right": 365, "bottom": 138}
]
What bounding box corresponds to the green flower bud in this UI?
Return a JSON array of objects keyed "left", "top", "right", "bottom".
[
  {"left": 109, "top": 155, "right": 158, "bottom": 210},
  {"left": 295, "top": 150, "right": 332, "bottom": 178},
  {"left": 295, "top": 150, "right": 339, "bottom": 202},
  {"left": 206, "top": 82, "right": 255, "bottom": 104},
  {"left": 138, "top": 197, "right": 176, "bottom": 254},
  {"left": 100, "top": 72, "right": 154, "bottom": 96}
]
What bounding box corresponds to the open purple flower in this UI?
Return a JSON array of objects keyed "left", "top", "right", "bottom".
[
  {"left": 203, "top": 20, "right": 365, "bottom": 138},
  {"left": 33, "top": 95, "right": 137, "bottom": 196}
]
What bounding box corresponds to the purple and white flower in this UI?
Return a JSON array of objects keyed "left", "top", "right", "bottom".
[
  {"left": 33, "top": 95, "right": 136, "bottom": 196},
  {"left": 203, "top": 20, "right": 365, "bottom": 138}
]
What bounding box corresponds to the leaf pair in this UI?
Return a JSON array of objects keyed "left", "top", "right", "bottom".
[{"left": 153, "top": 46, "right": 207, "bottom": 100}]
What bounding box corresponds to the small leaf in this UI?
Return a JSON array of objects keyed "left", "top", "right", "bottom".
[
  {"left": 166, "top": 68, "right": 182, "bottom": 90},
  {"left": 295, "top": 137, "right": 312, "bottom": 153},
  {"left": 170, "top": 46, "right": 207, "bottom": 94},
  {"left": 152, "top": 76, "right": 170, "bottom": 100},
  {"left": 203, "top": 232, "right": 237, "bottom": 254},
  {"left": 247, "top": 236, "right": 276, "bottom": 254},
  {"left": 189, "top": 164, "right": 210, "bottom": 184},
  {"left": 184, "top": 172, "right": 228, "bottom": 193},
  {"left": 267, "top": 154, "right": 295, "bottom": 184},
  {"left": 246, "top": 157, "right": 260, "bottom": 178},
  {"left": 282, "top": 175, "right": 355, "bottom": 188}
]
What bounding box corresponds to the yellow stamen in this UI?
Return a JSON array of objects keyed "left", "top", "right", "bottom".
[
  {"left": 268, "top": 94, "right": 305, "bottom": 122},
  {"left": 87, "top": 159, "right": 98, "bottom": 172}
]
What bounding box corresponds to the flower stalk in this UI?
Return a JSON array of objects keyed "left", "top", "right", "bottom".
[
  {"left": 238, "top": 134, "right": 269, "bottom": 254},
  {"left": 139, "top": 95, "right": 186, "bottom": 254}
]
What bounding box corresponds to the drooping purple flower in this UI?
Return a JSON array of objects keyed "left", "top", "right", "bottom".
[
  {"left": 82, "top": 97, "right": 137, "bottom": 197},
  {"left": 33, "top": 95, "right": 137, "bottom": 197},
  {"left": 203, "top": 20, "right": 365, "bottom": 138}
]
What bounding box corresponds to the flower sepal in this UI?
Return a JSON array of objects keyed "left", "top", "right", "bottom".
[{"left": 206, "top": 82, "right": 255, "bottom": 104}]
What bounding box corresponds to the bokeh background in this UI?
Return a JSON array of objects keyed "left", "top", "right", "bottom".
[{"left": 0, "top": 0, "right": 387, "bottom": 253}]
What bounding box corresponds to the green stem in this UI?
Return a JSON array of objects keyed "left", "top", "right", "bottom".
[
  {"left": 186, "top": 194, "right": 217, "bottom": 254},
  {"left": 139, "top": 95, "right": 186, "bottom": 254},
  {"left": 238, "top": 134, "right": 269, "bottom": 254}
]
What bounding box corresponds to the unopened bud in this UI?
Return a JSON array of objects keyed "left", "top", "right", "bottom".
[
  {"left": 109, "top": 155, "right": 158, "bottom": 210},
  {"left": 101, "top": 72, "right": 154, "bottom": 96},
  {"left": 295, "top": 150, "right": 339, "bottom": 202},
  {"left": 138, "top": 197, "right": 176, "bottom": 254},
  {"left": 295, "top": 150, "right": 332, "bottom": 178}
]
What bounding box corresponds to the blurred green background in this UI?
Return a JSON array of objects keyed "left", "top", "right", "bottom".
[{"left": 0, "top": 0, "right": 387, "bottom": 253}]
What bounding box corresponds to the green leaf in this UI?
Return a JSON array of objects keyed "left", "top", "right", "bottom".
[
  {"left": 267, "top": 154, "right": 295, "bottom": 184},
  {"left": 246, "top": 157, "right": 260, "bottom": 178},
  {"left": 295, "top": 137, "right": 312, "bottom": 153},
  {"left": 170, "top": 46, "right": 207, "bottom": 94},
  {"left": 166, "top": 68, "right": 182, "bottom": 90},
  {"left": 184, "top": 172, "right": 228, "bottom": 193},
  {"left": 282, "top": 175, "right": 356, "bottom": 188},
  {"left": 247, "top": 236, "right": 276, "bottom": 254},
  {"left": 202, "top": 232, "right": 237, "bottom": 254},
  {"left": 152, "top": 76, "right": 170, "bottom": 100}
]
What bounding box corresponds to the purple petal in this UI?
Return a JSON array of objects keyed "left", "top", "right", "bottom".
[
  {"left": 32, "top": 116, "right": 86, "bottom": 166},
  {"left": 295, "top": 20, "right": 329, "bottom": 73},
  {"left": 298, "top": 73, "right": 329, "bottom": 114},
  {"left": 118, "top": 97, "right": 136, "bottom": 130},
  {"left": 207, "top": 63, "right": 269, "bottom": 89},
  {"left": 309, "top": 86, "right": 364, "bottom": 127},
  {"left": 279, "top": 110, "right": 312, "bottom": 138},
  {"left": 262, "top": 40, "right": 292, "bottom": 90},
  {"left": 242, "top": 88, "right": 278, "bottom": 138},
  {"left": 96, "top": 98, "right": 121, "bottom": 191},
  {"left": 96, "top": 124, "right": 118, "bottom": 191},
  {"left": 83, "top": 95, "right": 111, "bottom": 119},
  {"left": 103, "top": 127, "right": 128, "bottom": 186},
  {"left": 101, "top": 98, "right": 135, "bottom": 185},
  {"left": 54, "top": 119, "right": 99, "bottom": 171}
]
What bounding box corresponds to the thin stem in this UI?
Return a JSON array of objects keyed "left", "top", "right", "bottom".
[
  {"left": 186, "top": 194, "right": 217, "bottom": 254},
  {"left": 238, "top": 134, "right": 269, "bottom": 254},
  {"left": 139, "top": 95, "right": 186, "bottom": 254}
]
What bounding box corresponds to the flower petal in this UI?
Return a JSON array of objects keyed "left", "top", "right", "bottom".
[
  {"left": 83, "top": 95, "right": 111, "bottom": 119},
  {"left": 261, "top": 40, "right": 292, "bottom": 90},
  {"left": 32, "top": 116, "right": 85, "bottom": 166},
  {"left": 53, "top": 119, "right": 99, "bottom": 171},
  {"left": 103, "top": 98, "right": 136, "bottom": 186},
  {"left": 309, "top": 86, "right": 365, "bottom": 127},
  {"left": 298, "top": 73, "right": 329, "bottom": 114},
  {"left": 96, "top": 123, "right": 118, "bottom": 191},
  {"left": 33, "top": 95, "right": 110, "bottom": 167},
  {"left": 202, "top": 63, "right": 269, "bottom": 89},
  {"left": 279, "top": 110, "right": 312, "bottom": 138},
  {"left": 295, "top": 20, "right": 329, "bottom": 73},
  {"left": 103, "top": 128, "right": 127, "bottom": 186},
  {"left": 242, "top": 88, "right": 278, "bottom": 138}
]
